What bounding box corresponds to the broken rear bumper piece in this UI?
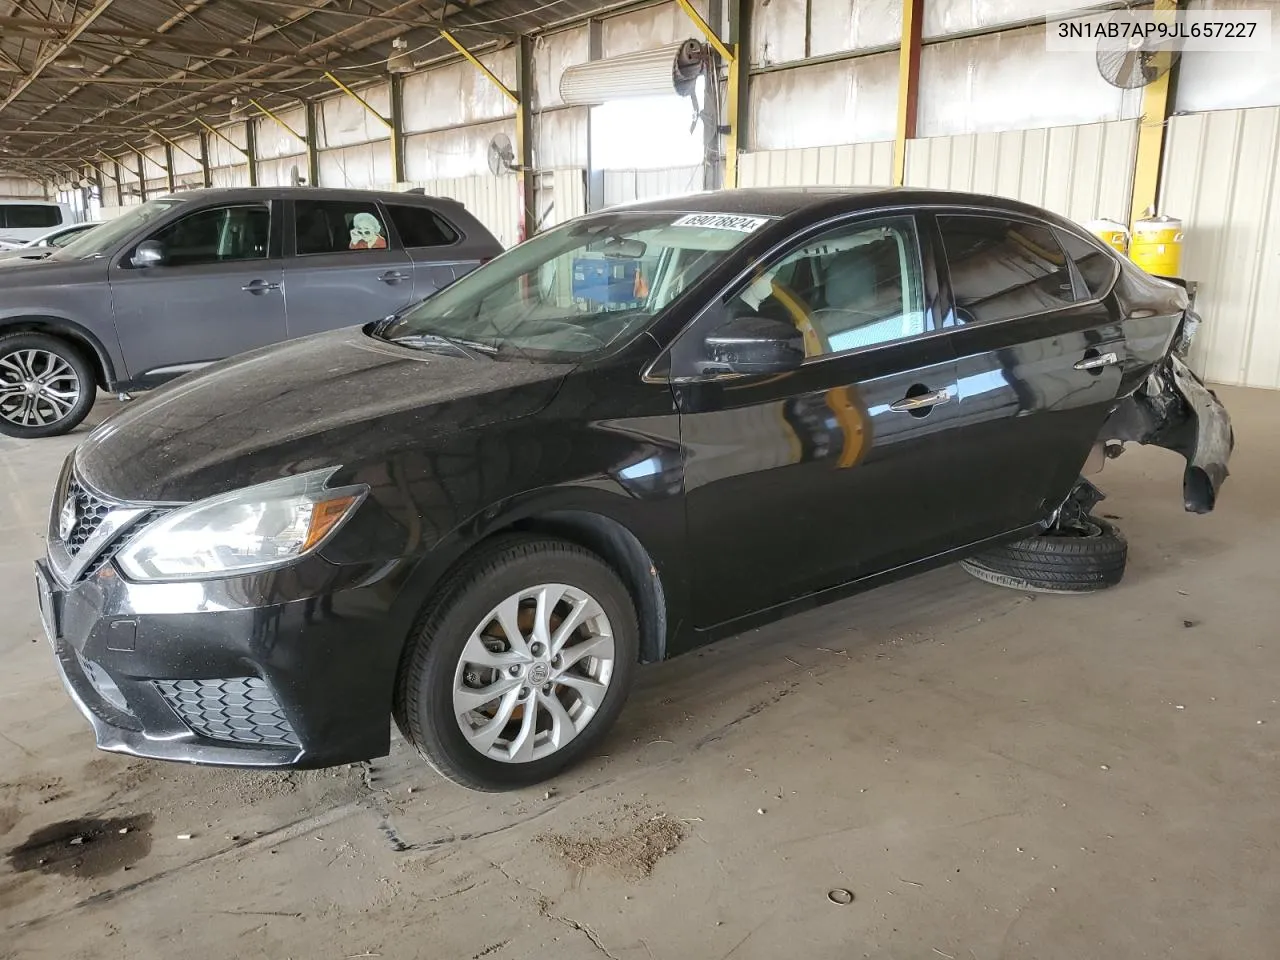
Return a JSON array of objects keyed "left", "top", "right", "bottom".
[{"left": 1102, "top": 352, "right": 1233, "bottom": 513}]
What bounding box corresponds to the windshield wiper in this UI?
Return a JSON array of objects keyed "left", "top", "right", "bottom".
[{"left": 393, "top": 332, "right": 497, "bottom": 358}]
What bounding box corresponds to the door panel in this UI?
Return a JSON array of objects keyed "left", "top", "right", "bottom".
[
  {"left": 944, "top": 306, "right": 1125, "bottom": 540},
  {"left": 109, "top": 202, "right": 285, "bottom": 381},
  {"left": 673, "top": 213, "right": 968, "bottom": 628},
  {"left": 680, "top": 341, "right": 962, "bottom": 627},
  {"left": 285, "top": 199, "right": 418, "bottom": 337},
  {"left": 932, "top": 213, "right": 1126, "bottom": 540}
]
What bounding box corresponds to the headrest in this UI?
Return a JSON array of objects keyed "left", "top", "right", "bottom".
[{"left": 824, "top": 250, "right": 877, "bottom": 309}]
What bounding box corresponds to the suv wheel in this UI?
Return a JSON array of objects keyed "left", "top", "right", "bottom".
[
  {"left": 0, "top": 332, "right": 96, "bottom": 439},
  {"left": 395, "top": 536, "right": 638, "bottom": 791}
]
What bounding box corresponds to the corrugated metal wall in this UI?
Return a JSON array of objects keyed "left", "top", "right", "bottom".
[
  {"left": 738, "top": 141, "right": 894, "bottom": 187},
  {"left": 0, "top": 177, "right": 44, "bottom": 198},
  {"left": 1161, "top": 107, "right": 1280, "bottom": 388},
  {"left": 904, "top": 120, "right": 1138, "bottom": 225},
  {"left": 413, "top": 175, "right": 521, "bottom": 248},
  {"left": 602, "top": 165, "right": 703, "bottom": 206}
]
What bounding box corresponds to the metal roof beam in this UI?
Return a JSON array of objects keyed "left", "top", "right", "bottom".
[
  {"left": 0, "top": 0, "right": 120, "bottom": 118},
  {"left": 0, "top": 14, "right": 309, "bottom": 57}
]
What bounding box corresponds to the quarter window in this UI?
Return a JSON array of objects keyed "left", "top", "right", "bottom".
[
  {"left": 938, "top": 215, "right": 1077, "bottom": 325},
  {"left": 1056, "top": 228, "right": 1119, "bottom": 300},
  {"left": 720, "top": 217, "right": 927, "bottom": 359},
  {"left": 295, "top": 200, "right": 391, "bottom": 255},
  {"left": 146, "top": 203, "right": 269, "bottom": 267},
  {"left": 386, "top": 204, "right": 459, "bottom": 248}
]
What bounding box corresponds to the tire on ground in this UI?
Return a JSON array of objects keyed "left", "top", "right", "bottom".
[
  {"left": 0, "top": 331, "right": 97, "bottom": 439},
  {"left": 394, "top": 534, "right": 638, "bottom": 791},
  {"left": 961, "top": 517, "right": 1128, "bottom": 594}
]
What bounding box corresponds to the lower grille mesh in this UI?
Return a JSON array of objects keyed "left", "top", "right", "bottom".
[{"left": 155, "top": 678, "right": 300, "bottom": 747}]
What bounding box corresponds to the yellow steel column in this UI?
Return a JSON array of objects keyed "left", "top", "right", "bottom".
[
  {"left": 893, "top": 0, "right": 924, "bottom": 186},
  {"left": 676, "top": 0, "right": 741, "bottom": 188},
  {"left": 1129, "top": 0, "right": 1178, "bottom": 225}
]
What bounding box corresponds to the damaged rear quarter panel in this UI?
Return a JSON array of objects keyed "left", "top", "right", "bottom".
[{"left": 1102, "top": 263, "right": 1232, "bottom": 513}]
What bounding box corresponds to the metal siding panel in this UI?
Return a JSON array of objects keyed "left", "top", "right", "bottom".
[
  {"left": 738, "top": 142, "right": 894, "bottom": 187},
  {"left": 1162, "top": 107, "right": 1280, "bottom": 388}
]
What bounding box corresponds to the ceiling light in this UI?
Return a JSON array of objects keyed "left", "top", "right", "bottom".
[{"left": 387, "top": 37, "right": 414, "bottom": 75}]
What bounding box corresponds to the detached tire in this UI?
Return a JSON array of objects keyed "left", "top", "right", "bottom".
[
  {"left": 962, "top": 517, "right": 1127, "bottom": 594},
  {"left": 0, "top": 332, "right": 96, "bottom": 439},
  {"left": 394, "top": 535, "right": 638, "bottom": 792}
]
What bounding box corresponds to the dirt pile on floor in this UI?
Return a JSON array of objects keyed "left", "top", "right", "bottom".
[{"left": 537, "top": 815, "right": 684, "bottom": 880}]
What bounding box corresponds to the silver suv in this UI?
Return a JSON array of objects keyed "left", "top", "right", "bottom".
[{"left": 0, "top": 187, "right": 503, "bottom": 438}]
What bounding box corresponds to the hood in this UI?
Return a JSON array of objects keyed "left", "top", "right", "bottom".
[
  {"left": 0, "top": 253, "right": 100, "bottom": 279},
  {"left": 77, "top": 328, "right": 573, "bottom": 502},
  {"left": 0, "top": 248, "right": 50, "bottom": 263}
]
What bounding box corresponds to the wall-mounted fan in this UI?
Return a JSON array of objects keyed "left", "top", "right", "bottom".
[
  {"left": 487, "top": 133, "right": 517, "bottom": 175},
  {"left": 289, "top": 163, "right": 306, "bottom": 187},
  {"left": 1096, "top": 9, "right": 1181, "bottom": 89}
]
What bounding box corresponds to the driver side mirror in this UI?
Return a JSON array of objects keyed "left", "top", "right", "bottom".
[
  {"left": 703, "top": 313, "right": 804, "bottom": 375},
  {"left": 131, "top": 239, "right": 166, "bottom": 268}
]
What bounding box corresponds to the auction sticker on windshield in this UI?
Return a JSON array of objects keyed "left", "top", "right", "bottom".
[{"left": 671, "top": 213, "right": 773, "bottom": 233}]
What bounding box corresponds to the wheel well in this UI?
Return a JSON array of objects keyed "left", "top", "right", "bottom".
[
  {"left": 507, "top": 511, "right": 669, "bottom": 663},
  {"left": 0, "top": 318, "right": 113, "bottom": 389}
]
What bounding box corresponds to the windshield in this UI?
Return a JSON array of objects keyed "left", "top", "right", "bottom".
[
  {"left": 51, "top": 197, "right": 183, "bottom": 260},
  {"left": 378, "top": 210, "right": 771, "bottom": 361}
]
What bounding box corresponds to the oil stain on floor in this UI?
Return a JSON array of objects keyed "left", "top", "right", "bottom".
[{"left": 6, "top": 813, "right": 153, "bottom": 879}]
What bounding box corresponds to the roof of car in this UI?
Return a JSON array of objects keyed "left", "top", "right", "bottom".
[
  {"left": 609, "top": 187, "right": 1076, "bottom": 225},
  {"left": 155, "top": 186, "right": 459, "bottom": 205}
]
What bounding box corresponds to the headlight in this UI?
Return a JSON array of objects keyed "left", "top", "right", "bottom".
[{"left": 116, "top": 468, "right": 366, "bottom": 582}]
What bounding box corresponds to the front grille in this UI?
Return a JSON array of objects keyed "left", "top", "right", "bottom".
[
  {"left": 80, "top": 509, "right": 162, "bottom": 581},
  {"left": 64, "top": 478, "right": 111, "bottom": 557},
  {"left": 155, "top": 678, "right": 301, "bottom": 747}
]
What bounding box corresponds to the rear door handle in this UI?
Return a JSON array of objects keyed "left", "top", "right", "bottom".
[
  {"left": 889, "top": 388, "right": 952, "bottom": 413},
  {"left": 379, "top": 270, "right": 410, "bottom": 284},
  {"left": 241, "top": 279, "right": 281, "bottom": 294},
  {"left": 1073, "top": 351, "right": 1119, "bottom": 371}
]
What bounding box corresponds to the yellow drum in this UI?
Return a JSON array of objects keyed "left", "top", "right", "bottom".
[
  {"left": 1087, "top": 219, "right": 1130, "bottom": 254},
  {"left": 1130, "top": 215, "right": 1184, "bottom": 277}
]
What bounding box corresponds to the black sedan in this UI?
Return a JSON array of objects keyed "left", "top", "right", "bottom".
[{"left": 35, "top": 188, "right": 1231, "bottom": 791}]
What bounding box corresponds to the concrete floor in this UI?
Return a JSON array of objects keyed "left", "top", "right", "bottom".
[{"left": 1, "top": 385, "right": 1277, "bottom": 960}]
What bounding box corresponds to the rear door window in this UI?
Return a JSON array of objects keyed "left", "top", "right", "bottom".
[
  {"left": 938, "top": 215, "right": 1077, "bottom": 325},
  {"left": 2, "top": 205, "right": 61, "bottom": 229},
  {"left": 295, "top": 200, "right": 393, "bottom": 255},
  {"left": 385, "top": 204, "right": 459, "bottom": 248}
]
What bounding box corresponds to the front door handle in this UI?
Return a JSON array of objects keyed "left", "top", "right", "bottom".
[
  {"left": 889, "top": 387, "right": 952, "bottom": 413},
  {"left": 1073, "top": 351, "right": 1120, "bottom": 371},
  {"left": 379, "top": 270, "right": 410, "bottom": 284},
  {"left": 241, "top": 279, "right": 281, "bottom": 295}
]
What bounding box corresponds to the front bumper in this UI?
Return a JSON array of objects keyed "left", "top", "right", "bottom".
[{"left": 36, "top": 553, "right": 408, "bottom": 769}]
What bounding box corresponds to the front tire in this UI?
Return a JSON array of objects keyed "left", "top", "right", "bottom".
[
  {"left": 0, "top": 332, "right": 96, "bottom": 439},
  {"left": 394, "top": 536, "right": 638, "bottom": 791}
]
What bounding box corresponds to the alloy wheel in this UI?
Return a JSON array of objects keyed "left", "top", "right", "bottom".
[
  {"left": 452, "top": 583, "right": 616, "bottom": 763},
  {"left": 0, "top": 348, "right": 82, "bottom": 429}
]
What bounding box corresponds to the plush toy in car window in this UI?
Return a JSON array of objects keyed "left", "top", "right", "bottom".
[{"left": 349, "top": 211, "right": 387, "bottom": 250}]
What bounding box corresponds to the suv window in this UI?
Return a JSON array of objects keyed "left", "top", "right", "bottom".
[
  {"left": 148, "top": 203, "right": 269, "bottom": 267},
  {"left": 938, "top": 215, "right": 1076, "bottom": 325},
  {"left": 3, "top": 205, "right": 61, "bottom": 229},
  {"left": 296, "top": 200, "right": 391, "bottom": 255},
  {"left": 1056, "top": 228, "right": 1119, "bottom": 300},
  {"left": 721, "top": 216, "right": 927, "bottom": 359},
  {"left": 386, "top": 204, "right": 459, "bottom": 248}
]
